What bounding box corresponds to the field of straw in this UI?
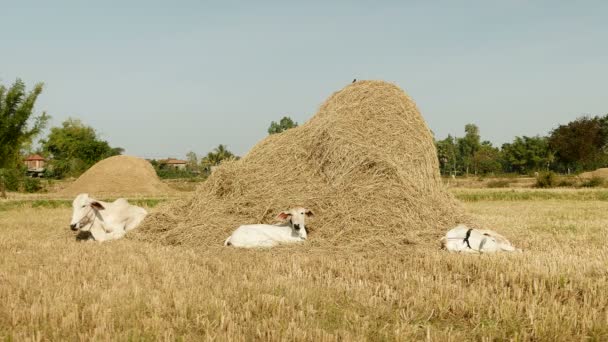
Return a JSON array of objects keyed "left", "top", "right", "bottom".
[{"left": 1, "top": 189, "right": 607, "bottom": 341}]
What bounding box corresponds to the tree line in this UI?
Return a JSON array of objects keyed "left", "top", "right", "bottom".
[
  {"left": 2, "top": 78, "right": 606, "bottom": 193},
  {"left": 436, "top": 115, "right": 608, "bottom": 176}
]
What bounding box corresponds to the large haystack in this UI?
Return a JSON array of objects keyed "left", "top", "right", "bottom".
[
  {"left": 60, "top": 155, "right": 172, "bottom": 197},
  {"left": 135, "top": 81, "right": 469, "bottom": 248}
]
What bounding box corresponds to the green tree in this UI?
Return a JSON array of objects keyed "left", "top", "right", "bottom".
[
  {"left": 200, "top": 144, "right": 236, "bottom": 173},
  {"left": 0, "top": 79, "right": 49, "bottom": 168},
  {"left": 41, "top": 118, "right": 123, "bottom": 178},
  {"left": 501, "top": 136, "right": 553, "bottom": 174},
  {"left": 472, "top": 142, "right": 502, "bottom": 175},
  {"left": 457, "top": 124, "right": 481, "bottom": 175},
  {"left": 268, "top": 116, "right": 298, "bottom": 135},
  {"left": 436, "top": 135, "right": 458, "bottom": 175},
  {"left": 548, "top": 116, "right": 607, "bottom": 172},
  {"left": 186, "top": 151, "right": 199, "bottom": 171}
]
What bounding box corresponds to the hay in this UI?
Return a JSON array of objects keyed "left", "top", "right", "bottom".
[
  {"left": 134, "top": 81, "right": 470, "bottom": 248},
  {"left": 60, "top": 155, "right": 172, "bottom": 197},
  {"left": 579, "top": 168, "right": 608, "bottom": 179}
]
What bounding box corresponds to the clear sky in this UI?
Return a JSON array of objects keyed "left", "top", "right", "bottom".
[{"left": 1, "top": 1, "right": 607, "bottom": 159}]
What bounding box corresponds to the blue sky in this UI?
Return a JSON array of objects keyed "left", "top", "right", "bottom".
[{"left": 1, "top": 1, "right": 607, "bottom": 158}]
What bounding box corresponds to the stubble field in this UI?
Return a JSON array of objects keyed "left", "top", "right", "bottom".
[{"left": 1, "top": 189, "right": 607, "bottom": 341}]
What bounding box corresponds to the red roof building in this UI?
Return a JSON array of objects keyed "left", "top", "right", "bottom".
[
  {"left": 160, "top": 158, "right": 187, "bottom": 170},
  {"left": 24, "top": 154, "right": 46, "bottom": 170}
]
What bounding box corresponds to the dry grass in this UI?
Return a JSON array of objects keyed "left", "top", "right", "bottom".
[
  {"left": 1, "top": 191, "right": 607, "bottom": 340},
  {"left": 60, "top": 155, "right": 173, "bottom": 197}
]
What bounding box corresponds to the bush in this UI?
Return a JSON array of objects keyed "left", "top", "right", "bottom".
[
  {"left": 580, "top": 176, "right": 605, "bottom": 188},
  {"left": 0, "top": 168, "right": 23, "bottom": 191},
  {"left": 155, "top": 167, "right": 199, "bottom": 180},
  {"left": 557, "top": 179, "right": 575, "bottom": 187},
  {"left": 0, "top": 168, "right": 45, "bottom": 193},
  {"left": 535, "top": 171, "right": 557, "bottom": 188},
  {"left": 486, "top": 180, "right": 510, "bottom": 188},
  {"left": 23, "top": 177, "right": 43, "bottom": 193}
]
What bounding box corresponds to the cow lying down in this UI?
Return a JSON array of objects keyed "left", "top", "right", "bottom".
[
  {"left": 224, "top": 207, "right": 313, "bottom": 248},
  {"left": 441, "top": 224, "right": 521, "bottom": 253},
  {"left": 69, "top": 193, "right": 147, "bottom": 242}
]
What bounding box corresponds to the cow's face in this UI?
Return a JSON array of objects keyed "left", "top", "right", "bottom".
[
  {"left": 70, "top": 193, "right": 104, "bottom": 231},
  {"left": 277, "top": 207, "right": 313, "bottom": 240}
]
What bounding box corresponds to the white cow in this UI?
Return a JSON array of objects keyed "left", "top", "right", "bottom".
[
  {"left": 224, "top": 207, "right": 313, "bottom": 248},
  {"left": 440, "top": 224, "right": 521, "bottom": 253},
  {"left": 69, "top": 193, "right": 147, "bottom": 242}
]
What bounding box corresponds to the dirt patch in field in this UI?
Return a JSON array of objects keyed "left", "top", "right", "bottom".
[
  {"left": 134, "top": 80, "right": 470, "bottom": 248},
  {"left": 59, "top": 155, "right": 173, "bottom": 197}
]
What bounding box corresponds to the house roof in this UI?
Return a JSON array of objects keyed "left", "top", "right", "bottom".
[
  {"left": 24, "top": 154, "right": 45, "bottom": 161},
  {"left": 162, "top": 158, "right": 187, "bottom": 165}
]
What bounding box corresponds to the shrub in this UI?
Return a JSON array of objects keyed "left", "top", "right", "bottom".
[
  {"left": 580, "top": 176, "right": 605, "bottom": 188},
  {"left": 535, "top": 171, "right": 557, "bottom": 188},
  {"left": 0, "top": 168, "right": 23, "bottom": 191},
  {"left": 486, "top": 180, "right": 510, "bottom": 188},
  {"left": 557, "top": 179, "right": 576, "bottom": 187},
  {"left": 23, "top": 177, "right": 43, "bottom": 193},
  {"left": 155, "top": 168, "right": 199, "bottom": 180}
]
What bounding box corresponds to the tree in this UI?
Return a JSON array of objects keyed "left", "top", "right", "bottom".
[
  {"left": 186, "top": 151, "right": 198, "bottom": 171},
  {"left": 0, "top": 79, "right": 49, "bottom": 168},
  {"left": 548, "top": 116, "right": 607, "bottom": 172},
  {"left": 501, "top": 136, "right": 553, "bottom": 174},
  {"left": 471, "top": 143, "right": 502, "bottom": 175},
  {"left": 436, "top": 135, "right": 458, "bottom": 175},
  {"left": 457, "top": 124, "right": 481, "bottom": 175},
  {"left": 41, "top": 118, "right": 123, "bottom": 178},
  {"left": 268, "top": 116, "right": 298, "bottom": 135},
  {"left": 200, "top": 144, "right": 236, "bottom": 173}
]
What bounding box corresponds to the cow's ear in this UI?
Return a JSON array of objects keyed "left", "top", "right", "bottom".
[
  {"left": 305, "top": 209, "right": 314, "bottom": 217},
  {"left": 276, "top": 211, "right": 291, "bottom": 220},
  {"left": 90, "top": 201, "right": 105, "bottom": 210}
]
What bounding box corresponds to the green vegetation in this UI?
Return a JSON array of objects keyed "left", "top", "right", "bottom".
[
  {"left": 268, "top": 116, "right": 298, "bottom": 135},
  {"left": 0, "top": 79, "right": 49, "bottom": 169},
  {"left": 200, "top": 144, "right": 237, "bottom": 175},
  {"left": 535, "top": 171, "right": 557, "bottom": 188},
  {"left": 486, "top": 179, "right": 511, "bottom": 188},
  {"left": 580, "top": 176, "right": 605, "bottom": 188},
  {"left": 41, "top": 118, "right": 123, "bottom": 178},
  {"left": 453, "top": 188, "right": 608, "bottom": 202},
  {"left": 437, "top": 114, "right": 608, "bottom": 176}
]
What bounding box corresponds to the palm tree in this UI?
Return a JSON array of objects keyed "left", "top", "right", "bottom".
[{"left": 201, "top": 144, "right": 236, "bottom": 174}]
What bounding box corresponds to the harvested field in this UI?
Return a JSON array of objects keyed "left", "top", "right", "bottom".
[
  {"left": 59, "top": 155, "right": 173, "bottom": 197},
  {"left": 1, "top": 190, "right": 607, "bottom": 340},
  {"left": 136, "top": 81, "right": 469, "bottom": 248}
]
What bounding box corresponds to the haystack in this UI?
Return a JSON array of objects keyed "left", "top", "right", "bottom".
[
  {"left": 135, "top": 81, "right": 469, "bottom": 248},
  {"left": 579, "top": 168, "right": 608, "bottom": 179},
  {"left": 60, "top": 155, "right": 172, "bottom": 197}
]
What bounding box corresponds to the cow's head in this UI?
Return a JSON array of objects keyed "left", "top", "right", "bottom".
[
  {"left": 277, "top": 207, "right": 313, "bottom": 240},
  {"left": 70, "top": 193, "right": 105, "bottom": 231}
]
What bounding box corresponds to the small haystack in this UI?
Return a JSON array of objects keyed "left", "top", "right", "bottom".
[
  {"left": 579, "top": 168, "right": 608, "bottom": 179},
  {"left": 135, "top": 81, "right": 469, "bottom": 248},
  {"left": 60, "top": 155, "right": 172, "bottom": 197}
]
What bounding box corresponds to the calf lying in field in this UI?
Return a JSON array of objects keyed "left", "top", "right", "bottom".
[
  {"left": 224, "top": 207, "right": 313, "bottom": 248},
  {"left": 441, "top": 224, "right": 521, "bottom": 253},
  {"left": 69, "top": 193, "right": 147, "bottom": 242}
]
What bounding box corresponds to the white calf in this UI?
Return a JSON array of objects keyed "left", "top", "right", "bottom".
[
  {"left": 224, "top": 207, "right": 313, "bottom": 248},
  {"left": 440, "top": 224, "right": 521, "bottom": 253},
  {"left": 69, "top": 193, "right": 147, "bottom": 242}
]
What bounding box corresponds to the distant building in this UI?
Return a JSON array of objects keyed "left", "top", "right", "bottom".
[
  {"left": 24, "top": 154, "right": 46, "bottom": 177},
  {"left": 160, "top": 158, "right": 187, "bottom": 170}
]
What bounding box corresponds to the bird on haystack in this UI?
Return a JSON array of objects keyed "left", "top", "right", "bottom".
[{"left": 352, "top": 78, "right": 357, "bottom": 83}]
